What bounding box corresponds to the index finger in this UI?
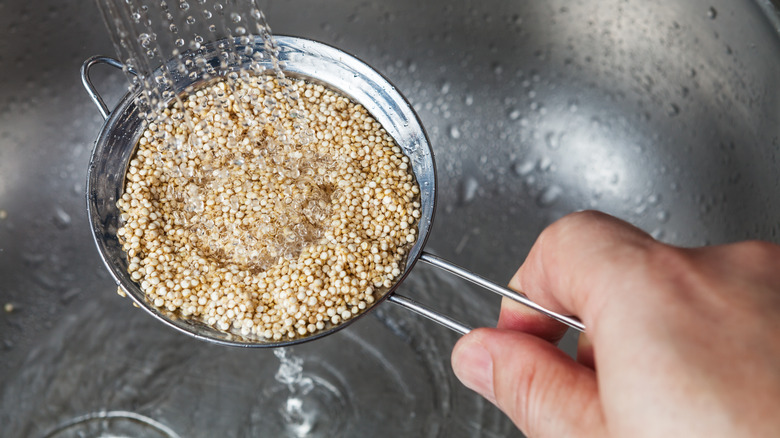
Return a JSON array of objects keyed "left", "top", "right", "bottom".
[{"left": 511, "top": 210, "right": 656, "bottom": 330}]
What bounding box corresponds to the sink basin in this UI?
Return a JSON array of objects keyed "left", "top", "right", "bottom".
[{"left": 1, "top": 0, "right": 779, "bottom": 436}]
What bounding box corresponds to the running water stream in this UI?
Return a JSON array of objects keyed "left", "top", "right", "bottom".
[
  {"left": 94, "top": 0, "right": 311, "bottom": 147},
  {"left": 269, "top": 348, "right": 347, "bottom": 437},
  {"left": 96, "top": 0, "right": 280, "bottom": 119}
]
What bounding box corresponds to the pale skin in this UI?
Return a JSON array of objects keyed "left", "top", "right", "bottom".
[{"left": 451, "top": 210, "right": 780, "bottom": 437}]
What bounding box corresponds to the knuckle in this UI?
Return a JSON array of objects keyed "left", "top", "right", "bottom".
[
  {"left": 644, "top": 244, "right": 701, "bottom": 287},
  {"left": 542, "top": 210, "right": 605, "bottom": 241},
  {"left": 732, "top": 240, "right": 780, "bottom": 260}
]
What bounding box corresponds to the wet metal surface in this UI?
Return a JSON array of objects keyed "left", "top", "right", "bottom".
[{"left": 2, "top": 1, "right": 780, "bottom": 436}]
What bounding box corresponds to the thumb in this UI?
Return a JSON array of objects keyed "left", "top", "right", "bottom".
[{"left": 452, "top": 328, "right": 606, "bottom": 437}]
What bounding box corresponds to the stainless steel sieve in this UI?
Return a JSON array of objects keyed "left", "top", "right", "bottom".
[{"left": 81, "top": 35, "right": 584, "bottom": 348}]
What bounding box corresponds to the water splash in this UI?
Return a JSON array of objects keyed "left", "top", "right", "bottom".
[{"left": 273, "top": 349, "right": 317, "bottom": 436}]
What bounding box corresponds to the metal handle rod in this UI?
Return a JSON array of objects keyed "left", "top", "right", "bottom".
[
  {"left": 81, "top": 56, "right": 140, "bottom": 120},
  {"left": 388, "top": 294, "right": 472, "bottom": 335},
  {"left": 81, "top": 56, "right": 125, "bottom": 120},
  {"left": 419, "top": 251, "right": 586, "bottom": 332}
]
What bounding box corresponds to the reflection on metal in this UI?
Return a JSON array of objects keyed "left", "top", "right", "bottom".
[{"left": 43, "top": 411, "right": 181, "bottom": 438}]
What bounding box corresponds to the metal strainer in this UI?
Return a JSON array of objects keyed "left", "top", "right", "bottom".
[{"left": 81, "top": 36, "right": 584, "bottom": 348}]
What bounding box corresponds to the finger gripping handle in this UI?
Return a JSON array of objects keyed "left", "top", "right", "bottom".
[{"left": 419, "top": 252, "right": 586, "bottom": 332}]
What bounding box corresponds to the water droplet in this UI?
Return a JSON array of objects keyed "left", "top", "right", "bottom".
[
  {"left": 448, "top": 125, "right": 461, "bottom": 139},
  {"left": 538, "top": 156, "right": 553, "bottom": 172},
  {"left": 512, "top": 160, "right": 535, "bottom": 176},
  {"left": 231, "top": 12, "right": 242, "bottom": 23},
  {"left": 647, "top": 194, "right": 661, "bottom": 205},
  {"left": 667, "top": 103, "right": 680, "bottom": 117},
  {"left": 651, "top": 228, "right": 665, "bottom": 240},
  {"left": 461, "top": 177, "right": 479, "bottom": 204},
  {"left": 707, "top": 6, "right": 717, "bottom": 19},
  {"left": 657, "top": 210, "right": 670, "bottom": 223},
  {"left": 545, "top": 132, "right": 561, "bottom": 149},
  {"left": 138, "top": 33, "right": 152, "bottom": 47},
  {"left": 61, "top": 288, "right": 81, "bottom": 304},
  {"left": 508, "top": 108, "right": 521, "bottom": 120},
  {"left": 464, "top": 95, "right": 474, "bottom": 106},
  {"left": 440, "top": 82, "right": 450, "bottom": 94},
  {"left": 53, "top": 206, "right": 72, "bottom": 228},
  {"left": 566, "top": 102, "right": 578, "bottom": 114},
  {"left": 536, "top": 185, "right": 563, "bottom": 207}
]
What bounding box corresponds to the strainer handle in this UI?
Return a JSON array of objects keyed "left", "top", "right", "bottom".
[
  {"left": 80, "top": 56, "right": 135, "bottom": 120},
  {"left": 413, "top": 251, "right": 585, "bottom": 333},
  {"left": 387, "top": 294, "right": 472, "bottom": 335}
]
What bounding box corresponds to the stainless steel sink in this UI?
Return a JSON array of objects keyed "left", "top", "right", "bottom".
[{"left": 2, "top": 1, "right": 780, "bottom": 436}]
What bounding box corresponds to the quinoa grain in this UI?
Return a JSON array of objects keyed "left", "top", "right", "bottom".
[{"left": 117, "top": 75, "right": 420, "bottom": 341}]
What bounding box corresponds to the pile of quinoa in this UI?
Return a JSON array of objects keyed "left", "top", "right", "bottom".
[{"left": 116, "top": 75, "right": 420, "bottom": 341}]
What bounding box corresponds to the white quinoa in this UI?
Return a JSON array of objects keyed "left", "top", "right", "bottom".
[{"left": 116, "top": 75, "right": 421, "bottom": 341}]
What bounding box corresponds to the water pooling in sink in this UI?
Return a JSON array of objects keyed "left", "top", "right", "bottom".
[{"left": 0, "top": 293, "right": 460, "bottom": 437}]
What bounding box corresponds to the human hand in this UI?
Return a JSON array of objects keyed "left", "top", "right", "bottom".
[{"left": 451, "top": 211, "right": 780, "bottom": 437}]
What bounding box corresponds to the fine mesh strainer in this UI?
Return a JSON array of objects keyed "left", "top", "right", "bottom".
[{"left": 81, "top": 36, "right": 584, "bottom": 348}]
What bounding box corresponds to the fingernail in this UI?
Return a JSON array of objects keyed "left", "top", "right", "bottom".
[{"left": 452, "top": 338, "right": 496, "bottom": 404}]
